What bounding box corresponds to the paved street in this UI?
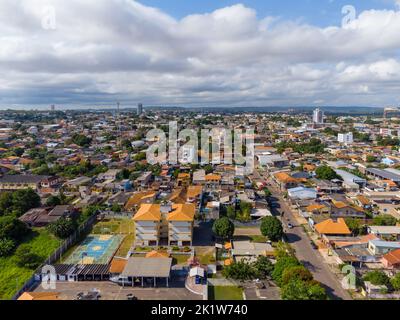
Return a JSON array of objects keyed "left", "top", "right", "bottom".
[{"left": 255, "top": 169, "right": 351, "bottom": 300}]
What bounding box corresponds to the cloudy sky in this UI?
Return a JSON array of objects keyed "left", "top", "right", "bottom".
[{"left": 0, "top": 0, "right": 400, "bottom": 109}]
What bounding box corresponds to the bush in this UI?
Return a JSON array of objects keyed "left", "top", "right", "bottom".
[
  {"left": 0, "top": 238, "right": 16, "bottom": 257},
  {"left": 260, "top": 216, "right": 283, "bottom": 242}
]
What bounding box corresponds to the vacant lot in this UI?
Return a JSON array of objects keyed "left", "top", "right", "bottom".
[
  {"left": 195, "top": 247, "right": 216, "bottom": 265},
  {"left": 208, "top": 286, "right": 243, "bottom": 300},
  {"left": 0, "top": 228, "right": 60, "bottom": 300}
]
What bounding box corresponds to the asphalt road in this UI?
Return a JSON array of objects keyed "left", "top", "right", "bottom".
[{"left": 255, "top": 169, "right": 351, "bottom": 300}]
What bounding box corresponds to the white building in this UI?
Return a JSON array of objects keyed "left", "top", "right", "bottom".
[
  {"left": 313, "top": 108, "right": 324, "bottom": 124},
  {"left": 338, "top": 132, "right": 354, "bottom": 145},
  {"left": 137, "top": 103, "right": 143, "bottom": 116}
]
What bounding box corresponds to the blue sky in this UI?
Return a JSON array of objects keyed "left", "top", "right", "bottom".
[{"left": 140, "top": 0, "right": 396, "bottom": 26}]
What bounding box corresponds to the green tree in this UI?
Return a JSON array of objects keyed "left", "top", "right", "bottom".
[
  {"left": 0, "top": 192, "right": 13, "bottom": 216},
  {"left": 212, "top": 217, "right": 235, "bottom": 240},
  {"left": 315, "top": 166, "right": 340, "bottom": 180},
  {"left": 0, "top": 238, "right": 15, "bottom": 257},
  {"left": 281, "top": 279, "right": 327, "bottom": 300},
  {"left": 14, "top": 244, "right": 42, "bottom": 269},
  {"left": 253, "top": 256, "right": 274, "bottom": 279},
  {"left": 363, "top": 271, "right": 391, "bottom": 287},
  {"left": 282, "top": 266, "right": 313, "bottom": 286},
  {"left": 344, "top": 218, "right": 367, "bottom": 236},
  {"left": 226, "top": 206, "right": 236, "bottom": 220},
  {"left": 11, "top": 189, "right": 41, "bottom": 217},
  {"left": 272, "top": 255, "right": 300, "bottom": 285},
  {"left": 373, "top": 215, "right": 398, "bottom": 226},
  {"left": 260, "top": 216, "right": 283, "bottom": 242},
  {"left": 222, "top": 260, "right": 257, "bottom": 280},
  {"left": 0, "top": 216, "right": 28, "bottom": 241},
  {"left": 71, "top": 134, "right": 92, "bottom": 147},
  {"left": 391, "top": 273, "right": 400, "bottom": 291},
  {"left": 47, "top": 217, "right": 77, "bottom": 239},
  {"left": 46, "top": 195, "right": 62, "bottom": 207}
]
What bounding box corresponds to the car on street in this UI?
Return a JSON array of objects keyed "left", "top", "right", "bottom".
[{"left": 287, "top": 223, "right": 294, "bottom": 229}]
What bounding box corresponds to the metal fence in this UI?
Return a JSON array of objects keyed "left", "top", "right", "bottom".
[{"left": 11, "top": 214, "right": 98, "bottom": 300}]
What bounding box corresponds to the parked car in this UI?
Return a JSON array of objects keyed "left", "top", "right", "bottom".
[{"left": 287, "top": 223, "right": 294, "bottom": 229}]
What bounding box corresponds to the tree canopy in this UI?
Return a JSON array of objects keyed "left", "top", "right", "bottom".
[
  {"left": 260, "top": 216, "right": 283, "bottom": 242},
  {"left": 212, "top": 217, "right": 235, "bottom": 240}
]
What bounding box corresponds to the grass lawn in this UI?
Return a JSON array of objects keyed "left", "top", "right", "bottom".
[
  {"left": 195, "top": 247, "right": 216, "bottom": 265},
  {"left": 0, "top": 228, "right": 61, "bottom": 300},
  {"left": 171, "top": 254, "right": 190, "bottom": 265},
  {"left": 250, "top": 235, "right": 267, "bottom": 243},
  {"left": 208, "top": 286, "right": 243, "bottom": 300},
  {"left": 115, "top": 233, "right": 135, "bottom": 257},
  {"left": 92, "top": 218, "right": 135, "bottom": 235}
]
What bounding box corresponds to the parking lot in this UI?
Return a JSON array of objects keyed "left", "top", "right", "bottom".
[{"left": 34, "top": 281, "right": 202, "bottom": 300}]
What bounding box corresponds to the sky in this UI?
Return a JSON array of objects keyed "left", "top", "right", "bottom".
[{"left": 0, "top": 0, "right": 400, "bottom": 109}]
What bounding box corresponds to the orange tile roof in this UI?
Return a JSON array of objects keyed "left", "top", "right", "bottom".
[
  {"left": 383, "top": 249, "right": 400, "bottom": 266},
  {"left": 333, "top": 234, "right": 378, "bottom": 248},
  {"left": 167, "top": 203, "right": 196, "bottom": 222},
  {"left": 274, "top": 172, "right": 297, "bottom": 183},
  {"left": 145, "top": 250, "right": 170, "bottom": 258},
  {"left": 306, "top": 204, "right": 327, "bottom": 212},
  {"left": 187, "top": 185, "right": 202, "bottom": 199},
  {"left": 168, "top": 188, "right": 187, "bottom": 204},
  {"left": 133, "top": 203, "right": 162, "bottom": 221},
  {"left": 205, "top": 174, "right": 221, "bottom": 181},
  {"left": 356, "top": 195, "right": 371, "bottom": 206},
  {"left": 133, "top": 203, "right": 196, "bottom": 222},
  {"left": 18, "top": 292, "right": 60, "bottom": 301},
  {"left": 315, "top": 218, "right": 351, "bottom": 235},
  {"left": 109, "top": 257, "right": 128, "bottom": 273},
  {"left": 125, "top": 191, "right": 156, "bottom": 210}
]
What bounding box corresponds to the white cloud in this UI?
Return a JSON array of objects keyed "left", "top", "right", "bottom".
[{"left": 0, "top": 0, "right": 399, "bottom": 107}]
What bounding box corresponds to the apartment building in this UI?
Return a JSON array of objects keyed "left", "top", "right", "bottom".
[{"left": 133, "top": 202, "right": 195, "bottom": 247}]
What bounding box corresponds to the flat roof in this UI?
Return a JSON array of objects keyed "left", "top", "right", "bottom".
[
  {"left": 121, "top": 257, "right": 172, "bottom": 278},
  {"left": 366, "top": 168, "right": 400, "bottom": 182},
  {"left": 335, "top": 169, "right": 366, "bottom": 183}
]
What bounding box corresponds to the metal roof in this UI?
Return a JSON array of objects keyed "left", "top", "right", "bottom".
[
  {"left": 366, "top": 168, "right": 400, "bottom": 182},
  {"left": 121, "top": 257, "right": 172, "bottom": 278}
]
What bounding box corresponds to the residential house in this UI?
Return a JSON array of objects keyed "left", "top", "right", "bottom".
[{"left": 382, "top": 249, "right": 400, "bottom": 269}]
